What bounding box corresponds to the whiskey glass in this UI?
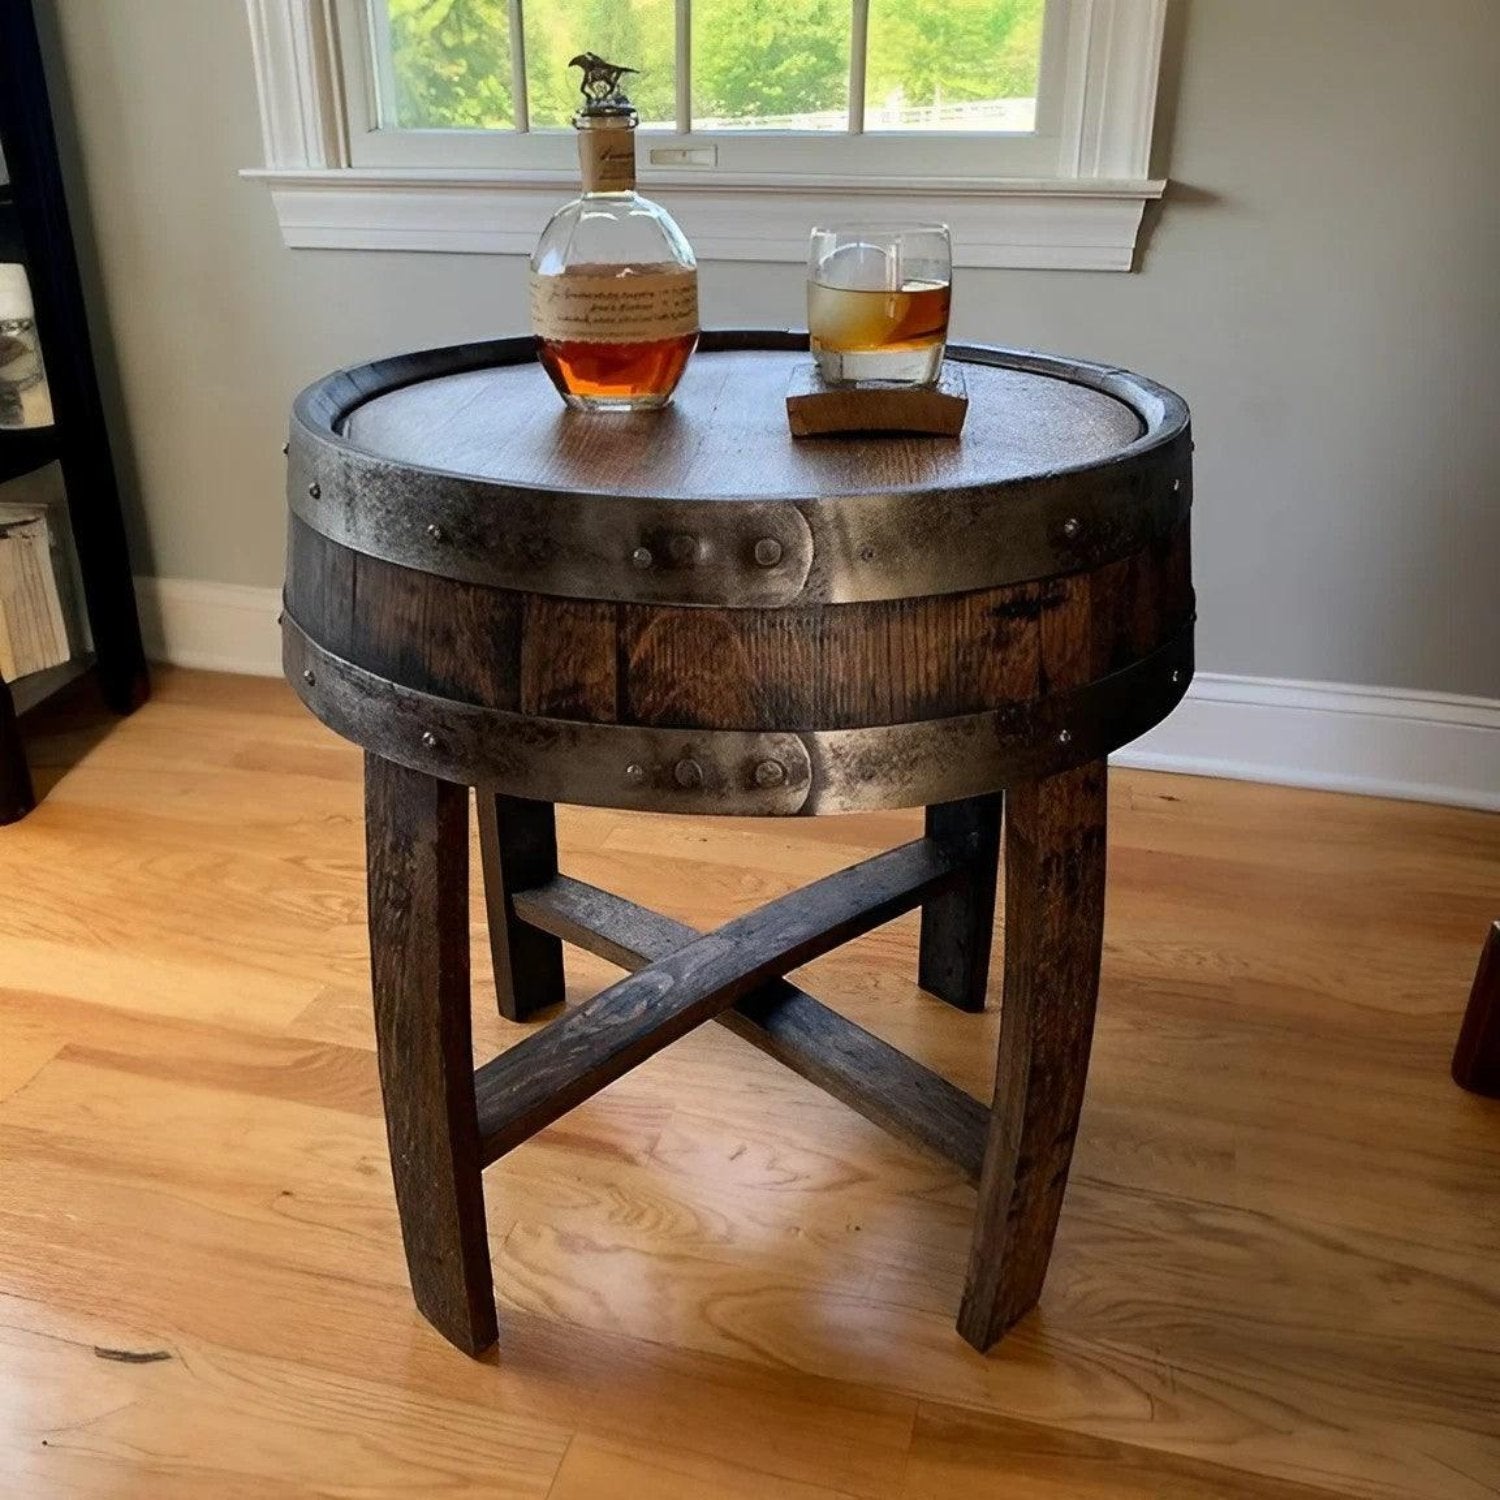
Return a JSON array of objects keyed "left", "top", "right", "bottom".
[{"left": 807, "top": 224, "right": 951, "bottom": 386}]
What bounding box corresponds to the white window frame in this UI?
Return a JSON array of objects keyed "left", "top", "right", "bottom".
[
  {"left": 339, "top": 0, "right": 1071, "bottom": 178},
  {"left": 243, "top": 0, "right": 1168, "bottom": 271}
]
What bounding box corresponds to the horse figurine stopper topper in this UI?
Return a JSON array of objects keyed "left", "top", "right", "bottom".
[{"left": 569, "top": 53, "right": 638, "bottom": 111}]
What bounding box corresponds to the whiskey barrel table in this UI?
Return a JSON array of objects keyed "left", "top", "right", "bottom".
[{"left": 282, "top": 330, "right": 1194, "bottom": 1357}]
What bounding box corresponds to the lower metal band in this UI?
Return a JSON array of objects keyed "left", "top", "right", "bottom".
[{"left": 284, "top": 615, "right": 1193, "bottom": 815}]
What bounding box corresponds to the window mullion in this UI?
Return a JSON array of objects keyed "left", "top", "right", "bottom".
[
  {"left": 365, "top": 0, "right": 399, "bottom": 130},
  {"left": 676, "top": 0, "right": 692, "bottom": 133},
  {"left": 508, "top": 0, "right": 529, "bottom": 133},
  {"left": 848, "top": 0, "right": 869, "bottom": 134}
]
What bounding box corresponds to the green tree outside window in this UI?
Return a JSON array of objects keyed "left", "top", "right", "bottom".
[{"left": 382, "top": 0, "right": 1044, "bottom": 132}]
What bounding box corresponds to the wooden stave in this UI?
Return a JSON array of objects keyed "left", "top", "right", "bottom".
[
  {"left": 283, "top": 515, "right": 1194, "bottom": 813},
  {"left": 282, "top": 614, "right": 1192, "bottom": 816},
  {"left": 286, "top": 515, "right": 1194, "bottom": 735}
]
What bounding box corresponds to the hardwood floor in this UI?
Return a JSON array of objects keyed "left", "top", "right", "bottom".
[{"left": 0, "top": 668, "right": 1496, "bottom": 1499}]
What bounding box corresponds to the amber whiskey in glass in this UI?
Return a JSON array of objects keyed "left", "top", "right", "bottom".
[{"left": 807, "top": 225, "right": 953, "bottom": 386}]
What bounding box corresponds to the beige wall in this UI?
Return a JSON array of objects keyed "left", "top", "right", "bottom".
[{"left": 37, "top": 0, "right": 1500, "bottom": 696}]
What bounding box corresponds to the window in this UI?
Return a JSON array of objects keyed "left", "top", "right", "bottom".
[
  {"left": 374, "top": 0, "right": 1048, "bottom": 136},
  {"left": 345, "top": 0, "right": 1061, "bottom": 177},
  {"left": 245, "top": 0, "right": 1168, "bottom": 270}
]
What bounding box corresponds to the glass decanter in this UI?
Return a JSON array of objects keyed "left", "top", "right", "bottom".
[{"left": 529, "top": 55, "right": 698, "bottom": 411}]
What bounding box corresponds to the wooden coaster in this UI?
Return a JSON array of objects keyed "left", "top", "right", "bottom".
[{"left": 785, "top": 359, "right": 968, "bottom": 438}]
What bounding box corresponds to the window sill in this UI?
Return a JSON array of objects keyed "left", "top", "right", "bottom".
[{"left": 241, "top": 168, "right": 1166, "bottom": 272}]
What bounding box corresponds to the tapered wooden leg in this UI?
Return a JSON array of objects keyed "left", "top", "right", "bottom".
[
  {"left": 365, "top": 753, "right": 497, "bottom": 1355},
  {"left": 1452, "top": 922, "right": 1500, "bottom": 1097},
  {"left": 919, "top": 793, "right": 1003, "bottom": 1011},
  {"left": 477, "top": 793, "right": 565, "bottom": 1022},
  {"left": 0, "top": 679, "right": 36, "bottom": 826},
  {"left": 958, "top": 760, "right": 1107, "bottom": 1352}
]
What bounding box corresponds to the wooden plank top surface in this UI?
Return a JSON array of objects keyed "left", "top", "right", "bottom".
[{"left": 341, "top": 345, "right": 1144, "bottom": 500}]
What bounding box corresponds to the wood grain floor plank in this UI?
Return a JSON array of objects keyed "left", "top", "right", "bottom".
[
  {"left": 0, "top": 1032, "right": 61, "bottom": 1104},
  {"left": 0, "top": 668, "right": 1496, "bottom": 1500},
  {"left": 549, "top": 1432, "right": 870, "bottom": 1498},
  {"left": 903, "top": 1401, "right": 1359, "bottom": 1500},
  {"left": 0, "top": 1296, "right": 570, "bottom": 1500}
]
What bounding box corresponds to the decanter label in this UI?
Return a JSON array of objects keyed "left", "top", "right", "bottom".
[{"left": 530, "top": 269, "right": 699, "bottom": 344}]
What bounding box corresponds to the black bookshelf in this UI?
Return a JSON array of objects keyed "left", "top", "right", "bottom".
[{"left": 0, "top": 0, "right": 148, "bottom": 824}]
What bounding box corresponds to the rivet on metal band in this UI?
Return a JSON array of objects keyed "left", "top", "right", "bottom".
[
  {"left": 753, "top": 538, "right": 783, "bottom": 568},
  {"left": 754, "top": 759, "right": 787, "bottom": 788},
  {"left": 630, "top": 546, "right": 654, "bottom": 570},
  {"left": 308, "top": 481, "right": 321, "bottom": 500},
  {"left": 421, "top": 730, "right": 440, "bottom": 750},
  {"left": 674, "top": 758, "right": 704, "bottom": 789},
  {"left": 624, "top": 763, "right": 647, "bottom": 785},
  {"left": 426, "top": 523, "right": 446, "bottom": 542}
]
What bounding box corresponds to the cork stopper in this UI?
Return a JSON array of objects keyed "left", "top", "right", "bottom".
[{"left": 577, "top": 115, "right": 636, "bottom": 193}]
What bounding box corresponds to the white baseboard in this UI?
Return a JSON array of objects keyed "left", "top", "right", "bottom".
[
  {"left": 1114, "top": 674, "right": 1499, "bottom": 812},
  {"left": 135, "top": 576, "right": 284, "bottom": 677},
  {"left": 134, "top": 577, "right": 1500, "bottom": 812}
]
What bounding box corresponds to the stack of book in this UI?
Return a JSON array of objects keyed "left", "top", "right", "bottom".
[{"left": 0, "top": 502, "right": 70, "bottom": 681}]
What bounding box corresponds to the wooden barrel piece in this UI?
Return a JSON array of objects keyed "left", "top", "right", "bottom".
[{"left": 283, "top": 331, "right": 1193, "bottom": 815}]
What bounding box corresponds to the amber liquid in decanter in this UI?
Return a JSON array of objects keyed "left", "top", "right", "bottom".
[{"left": 535, "top": 268, "right": 697, "bottom": 404}]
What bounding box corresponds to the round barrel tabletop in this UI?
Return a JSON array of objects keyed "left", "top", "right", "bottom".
[
  {"left": 289, "top": 331, "right": 1189, "bottom": 609},
  {"left": 342, "top": 344, "right": 1144, "bottom": 499},
  {"left": 282, "top": 331, "right": 1194, "bottom": 815}
]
